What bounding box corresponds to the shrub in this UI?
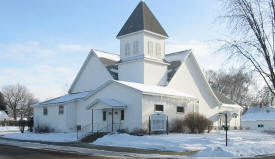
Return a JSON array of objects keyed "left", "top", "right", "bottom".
[
  {"left": 183, "top": 113, "right": 213, "bottom": 133},
  {"left": 0, "top": 120, "right": 20, "bottom": 126},
  {"left": 170, "top": 119, "right": 185, "bottom": 133},
  {"left": 117, "top": 128, "right": 129, "bottom": 134},
  {"left": 35, "top": 125, "right": 54, "bottom": 133},
  {"left": 130, "top": 128, "right": 147, "bottom": 136}
]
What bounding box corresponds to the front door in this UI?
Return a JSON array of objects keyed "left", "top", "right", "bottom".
[{"left": 106, "top": 110, "right": 120, "bottom": 132}]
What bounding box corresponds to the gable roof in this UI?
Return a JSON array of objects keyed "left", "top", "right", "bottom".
[
  {"left": 68, "top": 49, "right": 117, "bottom": 93},
  {"left": 93, "top": 49, "right": 120, "bottom": 63},
  {"left": 116, "top": 80, "right": 196, "bottom": 99},
  {"left": 31, "top": 91, "right": 92, "bottom": 107},
  {"left": 242, "top": 106, "right": 275, "bottom": 121},
  {"left": 117, "top": 1, "right": 168, "bottom": 38},
  {"left": 166, "top": 50, "right": 222, "bottom": 106},
  {"left": 87, "top": 98, "right": 126, "bottom": 110}
]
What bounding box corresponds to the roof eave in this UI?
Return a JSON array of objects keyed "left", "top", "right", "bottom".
[{"left": 116, "top": 29, "right": 168, "bottom": 39}]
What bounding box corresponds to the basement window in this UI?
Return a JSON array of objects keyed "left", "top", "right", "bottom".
[
  {"left": 258, "top": 124, "right": 264, "bottom": 128},
  {"left": 155, "top": 104, "right": 164, "bottom": 112},
  {"left": 43, "top": 107, "right": 48, "bottom": 116}
]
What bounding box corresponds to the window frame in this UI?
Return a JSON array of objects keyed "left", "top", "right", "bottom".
[
  {"left": 155, "top": 104, "right": 164, "bottom": 112},
  {"left": 43, "top": 107, "right": 48, "bottom": 116},
  {"left": 59, "top": 105, "right": 64, "bottom": 115}
]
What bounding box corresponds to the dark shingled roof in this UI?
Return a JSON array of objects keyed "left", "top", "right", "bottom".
[
  {"left": 213, "top": 90, "right": 236, "bottom": 105},
  {"left": 117, "top": 1, "right": 168, "bottom": 38},
  {"left": 167, "top": 61, "right": 181, "bottom": 82},
  {"left": 98, "top": 58, "right": 118, "bottom": 80}
]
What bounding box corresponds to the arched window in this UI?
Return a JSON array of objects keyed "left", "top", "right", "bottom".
[
  {"left": 156, "top": 43, "right": 161, "bottom": 57},
  {"left": 133, "top": 41, "right": 139, "bottom": 54},
  {"left": 148, "top": 41, "right": 153, "bottom": 56},
  {"left": 125, "top": 43, "right": 130, "bottom": 56}
]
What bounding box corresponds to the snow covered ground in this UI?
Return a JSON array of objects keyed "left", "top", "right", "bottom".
[
  {"left": 0, "top": 126, "right": 19, "bottom": 132},
  {"left": 93, "top": 130, "right": 275, "bottom": 158},
  {"left": 2, "top": 132, "right": 79, "bottom": 142}
]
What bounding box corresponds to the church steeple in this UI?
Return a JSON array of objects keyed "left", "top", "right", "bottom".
[
  {"left": 117, "top": 1, "right": 168, "bottom": 38},
  {"left": 117, "top": 1, "right": 169, "bottom": 86}
]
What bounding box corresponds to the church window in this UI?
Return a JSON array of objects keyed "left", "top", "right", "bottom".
[
  {"left": 43, "top": 107, "right": 48, "bottom": 116},
  {"left": 194, "top": 101, "right": 199, "bottom": 113},
  {"left": 59, "top": 105, "right": 64, "bottom": 115},
  {"left": 133, "top": 41, "right": 139, "bottom": 54},
  {"left": 121, "top": 110, "right": 124, "bottom": 120},
  {"left": 148, "top": 41, "right": 153, "bottom": 56},
  {"left": 125, "top": 43, "right": 130, "bottom": 56},
  {"left": 155, "top": 104, "right": 164, "bottom": 112},
  {"left": 103, "top": 111, "right": 106, "bottom": 121},
  {"left": 177, "top": 106, "right": 184, "bottom": 113},
  {"left": 156, "top": 43, "right": 161, "bottom": 57}
]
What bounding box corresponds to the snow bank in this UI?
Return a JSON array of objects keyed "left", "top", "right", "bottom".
[
  {"left": 2, "top": 132, "right": 78, "bottom": 142},
  {"left": 0, "top": 126, "right": 19, "bottom": 132},
  {"left": 93, "top": 131, "right": 275, "bottom": 157}
]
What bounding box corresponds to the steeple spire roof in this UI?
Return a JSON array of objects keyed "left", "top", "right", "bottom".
[{"left": 117, "top": 1, "right": 168, "bottom": 38}]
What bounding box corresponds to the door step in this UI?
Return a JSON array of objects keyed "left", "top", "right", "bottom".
[{"left": 80, "top": 132, "right": 108, "bottom": 143}]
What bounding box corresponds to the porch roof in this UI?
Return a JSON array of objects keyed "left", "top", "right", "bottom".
[{"left": 87, "top": 98, "right": 127, "bottom": 110}]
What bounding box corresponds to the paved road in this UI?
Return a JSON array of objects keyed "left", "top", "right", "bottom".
[{"left": 0, "top": 144, "right": 113, "bottom": 159}]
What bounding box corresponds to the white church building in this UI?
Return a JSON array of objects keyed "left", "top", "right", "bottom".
[{"left": 32, "top": 1, "right": 242, "bottom": 133}]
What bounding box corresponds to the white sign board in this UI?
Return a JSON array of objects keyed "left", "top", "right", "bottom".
[{"left": 150, "top": 113, "right": 166, "bottom": 131}]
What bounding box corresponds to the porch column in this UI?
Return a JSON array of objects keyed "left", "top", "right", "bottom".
[{"left": 112, "top": 108, "right": 114, "bottom": 132}]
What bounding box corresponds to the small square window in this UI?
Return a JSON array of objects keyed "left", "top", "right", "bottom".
[
  {"left": 43, "top": 107, "right": 48, "bottom": 116},
  {"left": 177, "top": 106, "right": 184, "bottom": 113},
  {"left": 155, "top": 104, "right": 164, "bottom": 112},
  {"left": 103, "top": 111, "right": 106, "bottom": 121},
  {"left": 59, "top": 105, "right": 64, "bottom": 115}
]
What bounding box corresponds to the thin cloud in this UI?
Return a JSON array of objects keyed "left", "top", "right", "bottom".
[
  {"left": 58, "top": 44, "right": 92, "bottom": 52},
  {"left": 166, "top": 39, "right": 225, "bottom": 70}
]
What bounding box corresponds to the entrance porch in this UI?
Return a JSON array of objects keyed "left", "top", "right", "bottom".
[{"left": 87, "top": 98, "right": 127, "bottom": 133}]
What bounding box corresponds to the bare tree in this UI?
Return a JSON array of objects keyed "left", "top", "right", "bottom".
[
  {"left": 205, "top": 68, "right": 254, "bottom": 106},
  {"left": 1, "top": 84, "right": 38, "bottom": 120},
  {"left": 219, "top": 0, "right": 275, "bottom": 95},
  {"left": 252, "top": 86, "right": 274, "bottom": 106},
  {"left": 20, "top": 94, "right": 39, "bottom": 119},
  {"left": 0, "top": 92, "right": 7, "bottom": 111}
]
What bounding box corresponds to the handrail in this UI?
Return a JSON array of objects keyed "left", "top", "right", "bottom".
[{"left": 79, "top": 122, "right": 121, "bottom": 139}]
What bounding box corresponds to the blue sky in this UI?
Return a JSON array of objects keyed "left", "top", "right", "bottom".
[{"left": 0, "top": 0, "right": 229, "bottom": 100}]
